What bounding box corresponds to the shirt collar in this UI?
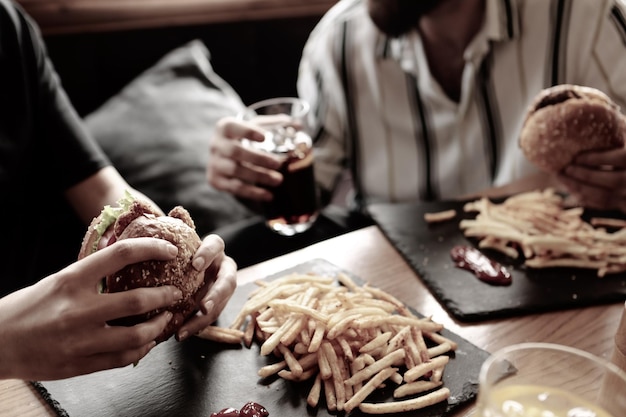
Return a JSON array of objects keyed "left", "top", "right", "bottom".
[
  {"left": 380, "top": 0, "right": 520, "bottom": 64},
  {"left": 485, "top": 0, "right": 519, "bottom": 42}
]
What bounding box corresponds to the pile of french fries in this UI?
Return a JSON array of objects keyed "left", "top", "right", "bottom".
[
  {"left": 460, "top": 188, "right": 626, "bottom": 277},
  {"left": 200, "top": 272, "right": 455, "bottom": 414}
]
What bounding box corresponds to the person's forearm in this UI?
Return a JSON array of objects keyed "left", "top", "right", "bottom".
[
  {"left": 66, "top": 166, "right": 163, "bottom": 225},
  {"left": 0, "top": 294, "right": 22, "bottom": 380}
]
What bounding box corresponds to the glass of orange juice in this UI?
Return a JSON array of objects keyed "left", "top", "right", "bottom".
[{"left": 475, "top": 342, "right": 626, "bottom": 417}]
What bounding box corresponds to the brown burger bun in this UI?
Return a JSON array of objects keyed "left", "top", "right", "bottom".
[
  {"left": 519, "top": 84, "right": 626, "bottom": 173},
  {"left": 79, "top": 200, "right": 204, "bottom": 344}
]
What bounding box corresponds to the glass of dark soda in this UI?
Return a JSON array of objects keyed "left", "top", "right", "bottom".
[{"left": 240, "top": 98, "right": 319, "bottom": 236}]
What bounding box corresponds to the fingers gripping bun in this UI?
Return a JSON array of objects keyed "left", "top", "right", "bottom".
[
  {"left": 519, "top": 84, "right": 626, "bottom": 173},
  {"left": 108, "top": 204, "right": 203, "bottom": 343},
  {"left": 80, "top": 196, "right": 203, "bottom": 343}
]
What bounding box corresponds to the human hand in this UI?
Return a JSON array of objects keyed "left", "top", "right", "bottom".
[
  {"left": 557, "top": 146, "right": 626, "bottom": 212},
  {"left": 0, "top": 237, "right": 184, "bottom": 381},
  {"left": 207, "top": 116, "right": 286, "bottom": 201},
  {"left": 176, "top": 234, "right": 237, "bottom": 341}
]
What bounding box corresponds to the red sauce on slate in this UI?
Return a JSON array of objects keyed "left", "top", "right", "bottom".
[
  {"left": 240, "top": 402, "right": 269, "bottom": 417},
  {"left": 211, "top": 402, "right": 269, "bottom": 417},
  {"left": 450, "top": 245, "right": 512, "bottom": 286},
  {"left": 211, "top": 408, "right": 240, "bottom": 417}
]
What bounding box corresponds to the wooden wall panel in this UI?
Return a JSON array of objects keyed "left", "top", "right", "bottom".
[{"left": 16, "top": 0, "right": 336, "bottom": 34}]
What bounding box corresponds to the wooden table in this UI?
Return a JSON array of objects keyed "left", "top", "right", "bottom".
[{"left": 1, "top": 225, "right": 623, "bottom": 416}]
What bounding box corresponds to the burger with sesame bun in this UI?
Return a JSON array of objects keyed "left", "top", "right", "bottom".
[
  {"left": 78, "top": 192, "right": 205, "bottom": 343},
  {"left": 519, "top": 84, "right": 626, "bottom": 173}
]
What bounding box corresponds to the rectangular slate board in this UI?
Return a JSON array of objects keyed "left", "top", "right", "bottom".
[
  {"left": 368, "top": 200, "right": 626, "bottom": 322},
  {"left": 34, "top": 259, "right": 489, "bottom": 417}
]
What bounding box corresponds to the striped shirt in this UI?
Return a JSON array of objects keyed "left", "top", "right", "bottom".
[{"left": 297, "top": 0, "right": 626, "bottom": 208}]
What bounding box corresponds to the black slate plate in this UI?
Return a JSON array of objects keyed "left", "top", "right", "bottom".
[
  {"left": 369, "top": 200, "right": 626, "bottom": 322},
  {"left": 34, "top": 259, "right": 489, "bottom": 417}
]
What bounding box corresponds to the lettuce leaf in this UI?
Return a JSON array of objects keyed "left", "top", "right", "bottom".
[{"left": 90, "top": 190, "right": 136, "bottom": 254}]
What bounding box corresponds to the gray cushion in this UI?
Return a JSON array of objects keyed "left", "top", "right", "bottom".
[{"left": 85, "top": 40, "right": 254, "bottom": 236}]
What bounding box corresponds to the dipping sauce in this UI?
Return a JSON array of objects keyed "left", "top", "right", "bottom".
[
  {"left": 240, "top": 402, "right": 269, "bottom": 417},
  {"left": 450, "top": 245, "right": 512, "bottom": 286},
  {"left": 211, "top": 402, "right": 269, "bottom": 417}
]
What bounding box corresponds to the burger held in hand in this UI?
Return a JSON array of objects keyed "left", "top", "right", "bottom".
[
  {"left": 519, "top": 84, "right": 626, "bottom": 173},
  {"left": 79, "top": 193, "right": 205, "bottom": 343}
]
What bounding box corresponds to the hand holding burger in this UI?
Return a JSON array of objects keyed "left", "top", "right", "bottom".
[
  {"left": 0, "top": 236, "right": 185, "bottom": 381},
  {"left": 78, "top": 192, "right": 237, "bottom": 343},
  {"left": 79, "top": 194, "right": 204, "bottom": 343},
  {"left": 520, "top": 84, "right": 626, "bottom": 212},
  {"left": 0, "top": 191, "right": 236, "bottom": 381}
]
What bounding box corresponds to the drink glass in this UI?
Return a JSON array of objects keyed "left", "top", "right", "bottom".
[
  {"left": 240, "top": 97, "right": 319, "bottom": 236},
  {"left": 475, "top": 342, "right": 626, "bottom": 417}
]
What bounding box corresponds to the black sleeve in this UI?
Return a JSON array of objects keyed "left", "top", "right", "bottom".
[
  {"left": 0, "top": 0, "right": 110, "bottom": 195},
  {"left": 0, "top": 0, "right": 111, "bottom": 295}
]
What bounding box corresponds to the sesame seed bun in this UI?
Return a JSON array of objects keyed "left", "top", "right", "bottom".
[
  {"left": 79, "top": 199, "right": 204, "bottom": 343},
  {"left": 519, "top": 84, "right": 626, "bottom": 173}
]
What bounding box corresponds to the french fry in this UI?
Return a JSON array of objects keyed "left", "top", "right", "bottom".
[
  {"left": 350, "top": 356, "right": 367, "bottom": 392},
  {"left": 195, "top": 326, "right": 244, "bottom": 344},
  {"left": 337, "top": 336, "right": 355, "bottom": 361},
  {"left": 258, "top": 360, "right": 286, "bottom": 378},
  {"left": 344, "top": 349, "right": 406, "bottom": 387},
  {"left": 341, "top": 356, "right": 354, "bottom": 404},
  {"left": 278, "top": 367, "right": 317, "bottom": 381},
  {"left": 394, "top": 380, "right": 442, "bottom": 398},
  {"left": 344, "top": 367, "right": 398, "bottom": 413},
  {"left": 478, "top": 236, "right": 520, "bottom": 259},
  {"left": 431, "top": 367, "right": 444, "bottom": 383},
  {"left": 403, "top": 339, "right": 421, "bottom": 369},
  {"left": 336, "top": 272, "right": 360, "bottom": 292},
  {"left": 297, "top": 351, "right": 319, "bottom": 372},
  {"left": 459, "top": 188, "right": 626, "bottom": 277},
  {"left": 269, "top": 299, "right": 329, "bottom": 323},
  {"left": 317, "top": 345, "right": 333, "bottom": 380},
  {"left": 323, "top": 377, "right": 337, "bottom": 412},
  {"left": 424, "top": 209, "right": 457, "bottom": 223},
  {"left": 360, "top": 331, "right": 393, "bottom": 353},
  {"left": 423, "top": 330, "right": 458, "bottom": 351},
  {"left": 427, "top": 341, "right": 453, "bottom": 358},
  {"left": 385, "top": 326, "right": 412, "bottom": 355},
  {"left": 404, "top": 355, "right": 450, "bottom": 383},
  {"left": 242, "top": 315, "right": 256, "bottom": 348},
  {"left": 359, "top": 387, "right": 451, "bottom": 414},
  {"left": 591, "top": 217, "right": 626, "bottom": 228},
  {"left": 279, "top": 314, "right": 307, "bottom": 347},
  {"left": 309, "top": 320, "right": 326, "bottom": 353},
  {"left": 413, "top": 328, "right": 430, "bottom": 363},
  {"left": 307, "top": 374, "right": 322, "bottom": 407},
  {"left": 321, "top": 341, "right": 347, "bottom": 410},
  {"left": 389, "top": 370, "right": 404, "bottom": 385},
  {"left": 277, "top": 344, "right": 303, "bottom": 377},
  {"left": 230, "top": 273, "right": 455, "bottom": 415}
]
